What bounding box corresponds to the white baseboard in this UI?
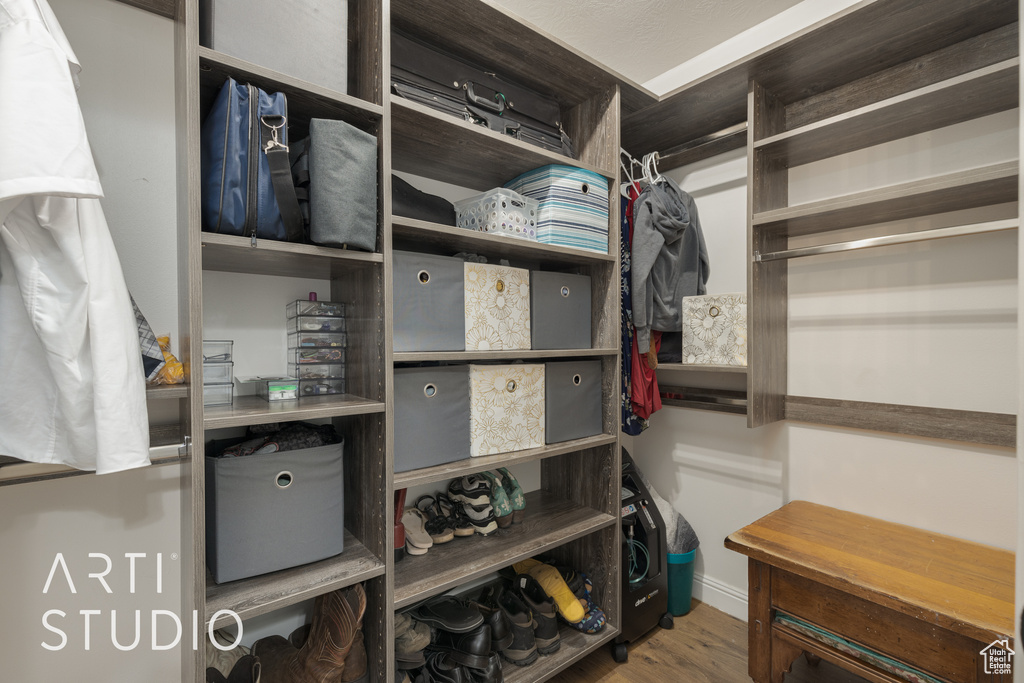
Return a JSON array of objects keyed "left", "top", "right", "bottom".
[{"left": 692, "top": 573, "right": 748, "bottom": 622}]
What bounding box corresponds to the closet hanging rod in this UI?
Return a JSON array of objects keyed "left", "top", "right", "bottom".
[
  {"left": 753, "top": 218, "right": 1018, "bottom": 262},
  {"left": 658, "top": 122, "right": 748, "bottom": 171},
  {"left": 0, "top": 442, "right": 185, "bottom": 486}
]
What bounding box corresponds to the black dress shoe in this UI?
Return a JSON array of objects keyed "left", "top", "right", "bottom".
[
  {"left": 470, "top": 586, "right": 514, "bottom": 652},
  {"left": 430, "top": 623, "right": 492, "bottom": 669},
  {"left": 414, "top": 597, "right": 485, "bottom": 633},
  {"left": 464, "top": 652, "right": 503, "bottom": 683},
  {"left": 425, "top": 650, "right": 468, "bottom": 683}
]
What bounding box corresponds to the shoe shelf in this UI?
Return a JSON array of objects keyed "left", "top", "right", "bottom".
[
  {"left": 503, "top": 625, "right": 620, "bottom": 683},
  {"left": 198, "top": 47, "right": 383, "bottom": 131},
  {"left": 394, "top": 434, "right": 619, "bottom": 489},
  {"left": 390, "top": 98, "right": 613, "bottom": 192},
  {"left": 146, "top": 384, "right": 190, "bottom": 400},
  {"left": 753, "top": 59, "right": 1019, "bottom": 167},
  {"left": 202, "top": 394, "right": 386, "bottom": 430},
  {"left": 202, "top": 233, "right": 383, "bottom": 279},
  {"left": 391, "top": 216, "right": 616, "bottom": 266},
  {"left": 656, "top": 363, "right": 749, "bottom": 375},
  {"left": 393, "top": 490, "right": 615, "bottom": 609},
  {"left": 393, "top": 349, "right": 618, "bottom": 364},
  {"left": 206, "top": 531, "right": 386, "bottom": 629}
]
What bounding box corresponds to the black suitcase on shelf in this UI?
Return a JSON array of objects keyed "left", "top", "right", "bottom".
[{"left": 391, "top": 31, "right": 575, "bottom": 158}]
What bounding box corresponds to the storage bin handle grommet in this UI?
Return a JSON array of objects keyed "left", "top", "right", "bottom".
[
  {"left": 276, "top": 471, "right": 294, "bottom": 489},
  {"left": 561, "top": 286, "right": 570, "bottom": 297},
  {"left": 506, "top": 379, "right": 517, "bottom": 393},
  {"left": 581, "top": 183, "right": 589, "bottom": 194},
  {"left": 573, "top": 374, "right": 582, "bottom": 386},
  {"left": 709, "top": 305, "right": 720, "bottom": 318},
  {"left": 418, "top": 270, "right": 431, "bottom": 284},
  {"left": 496, "top": 279, "right": 505, "bottom": 293},
  {"left": 424, "top": 383, "right": 438, "bottom": 397}
]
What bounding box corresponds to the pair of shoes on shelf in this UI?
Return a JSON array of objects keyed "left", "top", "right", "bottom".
[
  {"left": 416, "top": 598, "right": 502, "bottom": 681},
  {"left": 423, "top": 649, "right": 503, "bottom": 683},
  {"left": 252, "top": 583, "right": 368, "bottom": 683},
  {"left": 448, "top": 469, "right": 526, "bottom": 531},
  {"left": 205, "top": 655, "right": 259, "bottom": 683},
  {"left": 493, "top": 468, "right": 526, "bottom": 525},
  {"left": 512, "top": 573, "right": 561, "bottom": 655},
  {"left": 558, "top": 567, "right": 606, "bottom": 634},
  {"left": 395, "top": 611, "right": 432, "bottom": 670},
  {"left": 512, "top": 558, "right": 585, "bottom": 624},
  {"left": 447, "top": 475, "right": 499, "bottom": 535}
]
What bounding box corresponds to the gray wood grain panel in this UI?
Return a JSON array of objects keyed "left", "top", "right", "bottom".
[
  {"left": 393, "top": 434, "right": 618, "bottom": 489},
  {"left": 390, "top": 0, "right": 655, "bottom": 113},
  {"left": 201, "top": 233, "right": 382, "bottom": 278},
  {"left": 753, "top": 161, "right": 1019, "bottom": 237},
  {"left": 206, "top": 531, "right": 386, "bottom": 628},
  {"left": 786, "top": 23, "right": 1020, "bottom": 130},
  {"left": 391, "top": 217, "right": 615, "bottom": 266},
  {"left": 621, "top": 0, "right": 1017, "bottom": 157},
  {"left": 784, "top": 396, "right": 1017, "bottom": 449},
  {"left": 394, "top": 349, "right": 617, "bottom": 363},
  {"left": 504, "top": 625, "right": 619, "bottom": 683},
  {"left": 113, "top": 0, "right": 175, "bottom": 19},
  {"left": 203, "top": 394, "right": 385, "bottom": 430},
  {"left": 352, "top": 0, "right": 384, "bottom": 106},
  {"left": 147, "top": 384, "right": 190, "bottom": 400},
  {"left": 390, "top": 98, "right": 612, "bottom": 191},
  {"left": 198, "top": 47, "right": 382, "bottom": 131},
  {"left": 747, "top": 82, "right": 788, "bottom": 429},
  {"left": 756, "top": 59, "right": 1020, "bottom": 167},
  {"left": 566, "top": 88, "right": 620, "bottom": 177},
  {"left": 393, "top": 489, "right": 615, "bottom": 608},
  {"left": 657, "top": 363, "right": 748, "bottom": 374}
]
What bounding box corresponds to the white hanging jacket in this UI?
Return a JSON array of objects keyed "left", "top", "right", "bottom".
[{"left": 0, "top": 0, "right": 150, "bottom": 474}]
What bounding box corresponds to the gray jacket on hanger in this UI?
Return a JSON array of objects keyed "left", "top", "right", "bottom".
[{"left": 631, "top": 176, "right": 710, "bottom": 354}]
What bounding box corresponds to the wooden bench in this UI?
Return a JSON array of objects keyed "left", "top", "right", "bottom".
[{"left": 725, "top": 501, "right": 1015, "bottom": 683}]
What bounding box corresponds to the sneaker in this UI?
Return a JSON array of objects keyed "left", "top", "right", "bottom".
[
  {"left": 514, "top": 574, "right": 560, "bottom": 655},
  {"left": 461, "top": 502, "right": 498, "bottom": 536},
  {"left": 496, "top": 468, "right": 525, "bottom": 524},
  {"left": 480, "top": 471, "right": 513, "bottom": 528},
  {"left": 438, "top": 493, "right": 476, "bottom": 537},
  {"left": 559, "top": 569, "right": 606, "bottom": 634},
  {"left": 415, "top": 494, "right": 455, "bottom": 544},
  {"left": 448, "top": 474, "right": 490, "bottom": 506},
  {"left": 402, "top": 508, "right": 433, "bottom": 555},
  {"left": 395, "top": 612, "right": 430, "bottom": 669},
  {"left": 495, "top": 588, "right": 538, "bottom": 666}
]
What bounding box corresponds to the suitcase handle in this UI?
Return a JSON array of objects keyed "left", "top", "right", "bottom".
[{"left": 464, "top": 82, "right": 505, "bottom": 114}]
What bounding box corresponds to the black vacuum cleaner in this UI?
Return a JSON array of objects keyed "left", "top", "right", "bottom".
[{"left": 612, "top": 448, "right": 674, "bottom": 662}]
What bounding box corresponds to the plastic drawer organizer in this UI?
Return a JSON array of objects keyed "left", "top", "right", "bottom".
[{"left": 455, "top": 188, "right": 538, "bottom": 240}]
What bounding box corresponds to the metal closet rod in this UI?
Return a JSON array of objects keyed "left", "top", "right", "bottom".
[{"left": 753, "top": 218, "right": 1019, "bottom": 262}]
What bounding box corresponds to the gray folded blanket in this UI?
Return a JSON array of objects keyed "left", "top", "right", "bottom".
[{"left": 632, "top": 458, "right": 700, "bottom": 555}]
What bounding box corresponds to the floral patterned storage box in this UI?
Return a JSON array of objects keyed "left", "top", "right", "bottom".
[
  {"left": 464, "top": 262, "right": 532, "bottom": 350},
  {"left": 469, "top": 364, "right": 545, "bottom": 456},
  {"left": 681, "top": 293, "right": 747, "bottom": 366}
]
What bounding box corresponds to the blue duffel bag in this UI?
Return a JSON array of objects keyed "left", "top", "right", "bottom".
[{"left": 200, "top": 77, "right": 304, "bottom": 242}]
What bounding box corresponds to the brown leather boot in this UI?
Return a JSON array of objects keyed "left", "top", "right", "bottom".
[
  {"left": 286, "top": 614, "right": 368, "bottom": 682},
  {"left": 252, "top": 583, "right": 367, "bottom": 683}
]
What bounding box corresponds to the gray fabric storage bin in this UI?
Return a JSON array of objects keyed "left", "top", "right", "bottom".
[
  {"left": 395, "top": 366, "right": 471, "bottom": 472},
  {"left": 205, "top": 442, "right": 345, "bottom": 583},
  {"left": 531, "top": 271, "right": 592, "bottom": 349},
  {"left": 394, "top": 251, "right": 465, "bottom": 352},
  {"left": 545, "top": 360, "right": 602, "bottom": 443},
  {"left": 199, "top": 0, "right": 348, "bottom": 93}
]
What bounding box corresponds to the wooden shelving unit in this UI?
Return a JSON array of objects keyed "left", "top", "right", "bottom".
[{"left": 394, "top": 490, "right": 616, "bottom": 609}]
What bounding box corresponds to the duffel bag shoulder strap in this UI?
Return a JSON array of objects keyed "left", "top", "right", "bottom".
[{"left": 260, "top": 114, "right": 305, "bottom": 243}]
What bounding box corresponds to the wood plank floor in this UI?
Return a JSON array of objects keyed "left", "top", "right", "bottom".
[{"left": 551, "top": 600, "right": 868, "bottom": 683}]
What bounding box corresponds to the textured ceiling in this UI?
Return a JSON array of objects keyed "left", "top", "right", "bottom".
[{"left": 490, "top": 0, "right": 806, "bottom": 85}]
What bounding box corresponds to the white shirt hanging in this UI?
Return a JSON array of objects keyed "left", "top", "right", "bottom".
[{"left": 0, "top": 0, "right": 150, "bottom": 474}]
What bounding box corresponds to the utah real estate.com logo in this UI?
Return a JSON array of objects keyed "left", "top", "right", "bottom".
[
  {"left": 40, "top": 553, "right": 242, "bottom": 652},
  {"left": 980, "top": 639, "right": 1013, "bottom": 676}
]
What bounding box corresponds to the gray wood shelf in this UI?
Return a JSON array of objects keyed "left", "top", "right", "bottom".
[
  {"left": 504, "top": 625, "right": 620, "bottom": 683},
  {"left": 390, "top": 0, "right": 654, "bottom": 114},
  {"left": 752, "top": 161, "right": 1019, "bottom": 237},
  {"left": 621, "top": 0, "right": 1017, "bottom": 158},
  {"left": 394, "top": 348, "right": 618, "bottom": 364},
  {"left": 391, "top": 216, "right": 615, "bottom": 265},
  {"left": 206, "top": 531, "right": 386, "bottom": 628},
  {"left": 203, "top": 394, "right": 386, "bottom": 430},
  {"left": 393, "top": 489, "right": 615, "bottom": 609},
  {"left": 146, "top": 384, "right": 190, "bottom": 400},
  {"left": 113, "top": 0, "right": 174, "bottom": 19},
  {"left": 754, "top": 59, "right": 1019, "bottom": 167},
  {"left": 657, "top": 363, "right": 749, "bottom": 374},
  {"left": 198, "top": 47, "right": 383, "bottom": 131},
  {"left": 393, "top": 434, "right": 618, "bottom": 489},
  {"left": 201, "top": 233, "right": 382, "bottom": 279},
  {"left": 390, "top": 98, "right": 613, "bottom": 191}
]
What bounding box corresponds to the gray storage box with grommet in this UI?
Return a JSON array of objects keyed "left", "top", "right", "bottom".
[
  {"left": 394, "top": 365, "right": 471, "bottom": 472},
  {"left": 530, "top": 271, "right": 592, "bottom": 349},
  {"left": 393, "top": 251, "right": 466, "bottom": 352},
  {"left": 205, "top": 442, "right": 345, "bottom": 583},
  {"left": 544, "top": 360, "right": 602, "bottom": 443}
]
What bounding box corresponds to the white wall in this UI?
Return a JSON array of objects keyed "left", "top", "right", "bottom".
[
  {"left": 0, "top": 1, "right": 184, "bottom": 681},
  {"left": 632, "top": 96, "right": 1018, "bottom": 623}
]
